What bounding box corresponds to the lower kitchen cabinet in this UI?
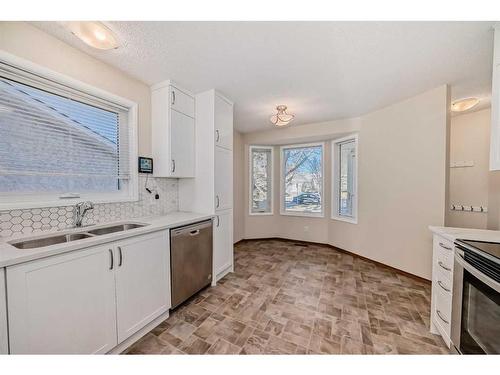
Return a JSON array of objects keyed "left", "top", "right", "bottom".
[
  {"left": 115, "top": 231, "right": 170, "bottom": 343},
  {"left": 214, "top": 209, "right": 233, "bottom": 280},
  {"left": 7, "top": 245, "right": 118, "bottom": 354},
  {"left": 6, "top": 230, "right": 170, "bottom": 354},
  {"left": 0, "top": 268, "right": 7, "bottom": 354}
]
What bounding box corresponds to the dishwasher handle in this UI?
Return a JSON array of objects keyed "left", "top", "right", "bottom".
[{"left": 171, "top": 219, "right": 212, "bottom": 237}]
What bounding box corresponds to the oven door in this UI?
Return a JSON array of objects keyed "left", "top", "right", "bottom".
[{"left": 451, "top": 249, "right": 500, "bottom": 354}]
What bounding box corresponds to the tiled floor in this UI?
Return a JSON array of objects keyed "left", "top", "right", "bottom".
[{"left": 125, "top": 239, "right": 448, "bottom": 355}]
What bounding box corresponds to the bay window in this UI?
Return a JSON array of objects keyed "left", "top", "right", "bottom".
[
  {"left": 280, "top": 143, "right": 324, "bottom": 217},
  {"left": 249, "top": 146, "right": 273, "bottom": 214},
  {"left": 332, "top": 135, "right": 358, "bottom": 223}
]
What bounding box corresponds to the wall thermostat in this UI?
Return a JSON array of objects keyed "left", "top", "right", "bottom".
[{"left": 138, "top": 157, "right": 153, "bottom": 174}]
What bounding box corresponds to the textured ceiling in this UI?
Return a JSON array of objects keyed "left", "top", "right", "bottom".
[{"left": 33, "top": 21, "right": 495, "bottom": 133}]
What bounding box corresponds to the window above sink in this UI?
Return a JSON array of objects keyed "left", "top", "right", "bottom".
[{"left": 0, "top": 51, "right": 139, "bottom": 210}]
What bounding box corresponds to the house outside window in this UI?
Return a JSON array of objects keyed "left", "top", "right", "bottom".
[
  {"left": 280, "top": 142, "right": 324, "bottom": 217},
  {"left": 0, "top": 57, "right": 138, "bottom": 210}
]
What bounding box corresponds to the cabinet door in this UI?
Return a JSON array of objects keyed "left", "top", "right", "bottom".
[
  {"left": 0, "top": 268, "right": 7, "bottom": 354},
  {"left": 214, "top": 94, "right": 233, "bottom": 150},
  {"left": 7, "top": 246, "right": 117, "bottom": 354},
  {"left": 171, "top": 109, "right": 195, "bottom": 177},
  {"left": 115, "top": 231, "right": 170, "bottom": 343},
  {"left": 171, "top": 86, "right": 195, "bottom": 118},
  {"left": 214, "top": 210, "right": 233, "bottom": 279},
  {"left": 215, "top": 146, "right": 233, "bottom": 211}
]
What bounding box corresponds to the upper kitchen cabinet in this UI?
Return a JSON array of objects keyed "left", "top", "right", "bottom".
[
  {"left": 215, "top": 94, "right": 234, "bottom": 150},
  {"left": 152, "top": 80, "right": 195, "bottom": 177},
  {"left": 491, "top": 25, "right": 500, "bottom": 170}
]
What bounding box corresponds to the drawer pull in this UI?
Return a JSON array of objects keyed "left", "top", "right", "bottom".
[
  {"left": 437, "top": 280, "right": 451, "bottom": 292},
  {"left": 439, "top": 242, "right": 452, "bottom": 251},
  {"left": 436, "top": 309, "right": 449, "bottom": 324},
  {"left": 438, "top": 261, "right": 452, "bottom": 272}
]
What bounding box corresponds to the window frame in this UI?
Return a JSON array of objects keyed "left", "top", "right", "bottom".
[
  {"left": 248, "top": 145, "right": 274, "bottom": 216},
  {"left": 280, "top": 142, "right": 325, "bottom": 218},
  {"left": 331, "top": 134, "right": 358, "bottom": 224},
  {"left": 0, "top": 51, "right": 138, "bottom": 210}
]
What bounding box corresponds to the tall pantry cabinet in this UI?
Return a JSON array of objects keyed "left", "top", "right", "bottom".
[{"left": 179, "top": 90, "right": 234, "bottom": 282}]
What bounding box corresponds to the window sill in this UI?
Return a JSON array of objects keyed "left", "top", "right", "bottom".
[
  {"left": 249, "top": 212, "right": 274, "bottom": 216},
  {"left": 280, "top": 210, "right": 324, "bottom": 218},
  {"left": 331, "top": 215, "right": 358, "bottom": 224}
]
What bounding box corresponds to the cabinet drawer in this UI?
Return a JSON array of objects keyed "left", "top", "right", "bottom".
[
  {"left": 434, "top": 266, "right": 453, "bottom": 294},
  {"left": 435, "top": 248, "right": 453, "bottom": 279},
  {"left": 433, "top": 236, "right": 454, "bottom": 271},
  {"left": 433, "top": 282, "right": 452, "bottom": 336},
  {"left": 171, "top": 86, "right": 195, "bottom": 118}
]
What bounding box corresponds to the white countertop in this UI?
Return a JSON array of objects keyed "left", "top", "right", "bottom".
[
  {"left": 0, "top": 211, "right": 213, "bottom": 268},
  {"left": 429, "top": 225, "right": 500, "bottom": 243}
]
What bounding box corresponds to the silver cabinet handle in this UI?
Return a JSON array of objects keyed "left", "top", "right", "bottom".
[
  {"left": 436, "top": 309, "right": 449, "bottom": 324},
  {"left": 215, "top": 195, "right": 220, "bottom": 208},
  {"left": 216, "top": 215, "right": 220, "bottom": 227},
  {"left": 118, "top": 246, "right": 123, "bottom": 267},
  {"left": 437, "top": 280, "right": 451, "bottom": 292},
  {"left": 109, "top": 249, "right": 114, "bottom": 270},
  {"left": 438, "top": 261, "right": 451, "bottom": 272},
  {"left": 171, "top": 90, "right": 176, "bottom": 105},
  {"left": 189, "top": 229, "right": 200, "bottom": 236},
  {"left": 215, "top": 129, "right": 220, "bottom": 142},
  {"left": 439, "top": 242, "right": 452, "bottom": 251},
  {"left": 171, "top": 159, "right": 176, "bottom": 173}
]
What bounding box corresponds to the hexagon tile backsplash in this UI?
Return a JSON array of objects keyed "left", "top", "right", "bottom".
[{"left": 0, "top": 176, "right": 179, "bottom": 239}]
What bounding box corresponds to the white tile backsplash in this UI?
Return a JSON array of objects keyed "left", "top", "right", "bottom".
[{"left": 0, "top": 176, "right": 178, "bottom": 239}]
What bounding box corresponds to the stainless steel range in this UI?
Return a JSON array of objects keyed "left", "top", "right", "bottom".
[{"left": 451, "top": 239, "right": 500, "bottom": 354}]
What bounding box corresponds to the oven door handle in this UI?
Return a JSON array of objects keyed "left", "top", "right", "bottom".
[{"left": 455, "top": 252, "right": 500, "bottom": 293}]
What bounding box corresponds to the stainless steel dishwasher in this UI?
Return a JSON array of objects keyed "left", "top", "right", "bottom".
[{"left": 170, "top": 219, "right": 213, "bottom": 308}]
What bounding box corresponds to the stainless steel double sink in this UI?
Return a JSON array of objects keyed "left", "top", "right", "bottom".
[{"left": 9, "top": 223, "right": 148, "bottom": 250}]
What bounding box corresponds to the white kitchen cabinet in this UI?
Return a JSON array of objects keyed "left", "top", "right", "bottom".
[
  {"left": 430, "top": 233, "right": 454, "bottom": 348},
  {"left": 491, "top": 25, "right": 500, "bottom": 170},
  {"left": 170, "top": 110, "right": 195, "bottom": 177},
  {"left": 6, "top": 229, "right": 170, "bottom": 354},
  {"left": 178, "top": 89, "right": 235, "bottom": 283},
  {"left": 214, "top": 209, "right": 233, "bottom": 280},
  {"left": 215, "top": 146, "right": 233, "bottom": 212},
  {"left": 0, "top": 268, "right": 7, "bottom": 354},
  {"left": 115, "top": 231, "right": 170, "bottom": 343},
  {"left": 171, "top": 85, "right": 195, "bottom": 118},
  {"left": 215, "top": 94, "right": 234, "bottom": 150},
  {"left": 7, "top": 245, "right": 118, "bottom": 354},
  {"left": 152, "top": 80, "right": 195, "bottom": 177}
]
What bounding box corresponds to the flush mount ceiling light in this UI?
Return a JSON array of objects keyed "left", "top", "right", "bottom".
[
  {"left": 62, "top": 21, "right": 119, "bottom": 50},
  {"left": 451, "top": 97, "right": 480, "bottom": 112},
  {"left": 270, "top": 105, "right": 295, "bottom": 127}
]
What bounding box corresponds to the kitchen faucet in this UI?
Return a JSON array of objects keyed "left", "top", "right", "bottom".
[{"left": 73, "top": 201, "right": 94, "bottom": 227}]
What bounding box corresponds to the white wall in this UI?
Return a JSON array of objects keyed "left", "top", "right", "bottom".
[
  {"left": 0, "top": 22, "right": 153, "bottom": 156},
  {"left": 238, "top": 86, "right": 449, "bottom": 280},
  {"left": 448, "top": 109, "right": 491, "bottom": 229}
]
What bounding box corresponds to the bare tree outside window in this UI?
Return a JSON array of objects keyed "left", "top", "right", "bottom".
[
  {"left": 251, "top": 147, "right": 272, "bottom": 213},
  {"left": 282, "top": 144, "right": 323, "bottom": 214}
]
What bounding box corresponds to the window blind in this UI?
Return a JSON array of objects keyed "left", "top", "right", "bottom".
[{"left": 0, "top": 69, "right": 130, "bottom": 194}]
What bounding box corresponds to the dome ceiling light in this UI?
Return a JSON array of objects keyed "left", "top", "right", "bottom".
[
  {"left": 270, "top": 105, "right": 295, "bottom": 127},
  {"left": 451, "top": 97, "right": 480, "bottom": 112},
  {"left": 62, "top": 21, "right": 120, "bottom": 50}
]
